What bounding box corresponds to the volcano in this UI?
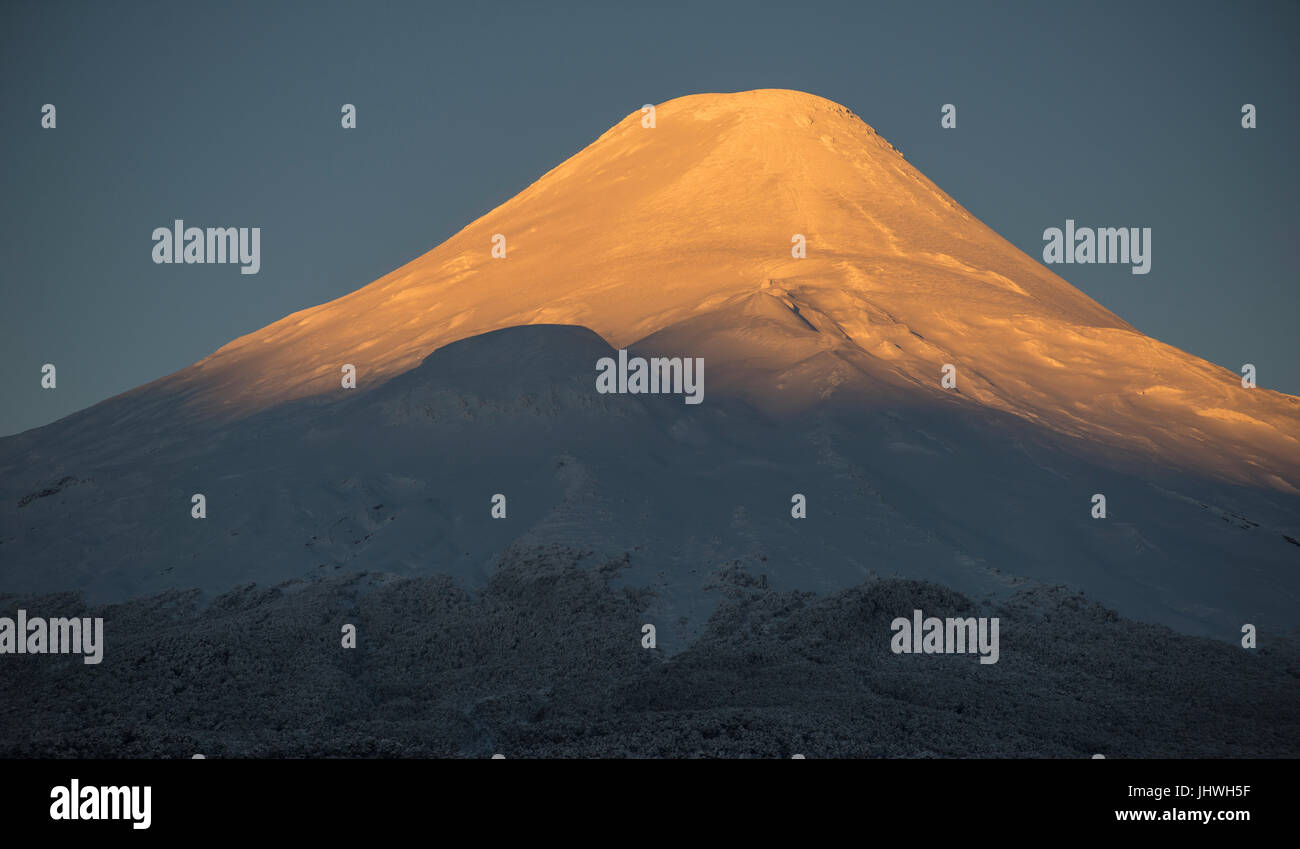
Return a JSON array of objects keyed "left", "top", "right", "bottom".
[{"left": 1, "top": 89, "right": 1297, "bottom": 646}]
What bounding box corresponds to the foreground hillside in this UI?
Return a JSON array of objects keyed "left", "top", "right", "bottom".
[{"left": 2, "top": 546, "right": 1295, "bottom": 758}]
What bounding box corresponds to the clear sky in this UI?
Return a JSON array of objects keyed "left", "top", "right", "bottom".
[{"left": 1, "top": 0, "right": 1295, "bottom": 436}]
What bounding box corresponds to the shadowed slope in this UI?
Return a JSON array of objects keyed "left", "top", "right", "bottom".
[{"left": 2, "top": 325, "right": 1296, "bottom": 641}]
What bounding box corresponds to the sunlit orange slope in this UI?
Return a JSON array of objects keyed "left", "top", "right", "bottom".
[{"left": 151, "top": 89, "right": 1298, "bottom": 490}]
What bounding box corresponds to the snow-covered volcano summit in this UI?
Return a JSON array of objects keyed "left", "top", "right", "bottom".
[
  {"left": 1, "top": 90, "right": 1297, "bottom": 643},
  {"left": 101, "top": 88, "right": 1299, "bottom": 491}
]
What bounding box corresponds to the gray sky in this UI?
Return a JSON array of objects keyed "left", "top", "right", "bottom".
[{"left": 1, "top": 0, "right": 1295, "bottom": 436}]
